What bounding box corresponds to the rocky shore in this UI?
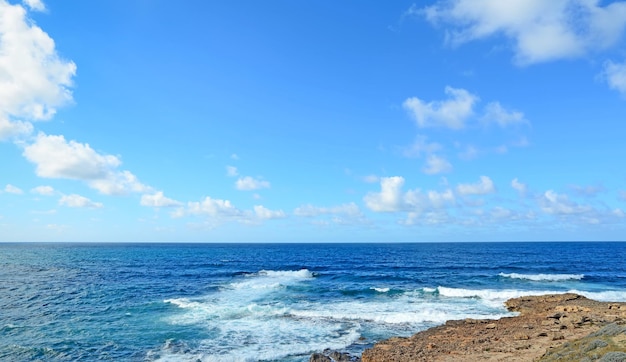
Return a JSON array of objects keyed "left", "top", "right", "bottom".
[{"left": 312, "top": 293, "right": 626, "bottom": 362}]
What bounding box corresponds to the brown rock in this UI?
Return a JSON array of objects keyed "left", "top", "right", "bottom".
[{"left": 362, "top": 294, "right": 626, "bottom": 362}]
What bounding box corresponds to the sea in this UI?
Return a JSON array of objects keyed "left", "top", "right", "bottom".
[{"left": 1, "top": 242, "right": 626, "bottom": 361}]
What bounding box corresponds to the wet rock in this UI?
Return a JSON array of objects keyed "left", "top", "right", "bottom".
[
  {"left": 309, "top": 353, "right": 331, "bottom": 362},
  {"left": 310, "top": 350, "right": 360, "bottom": 362}
]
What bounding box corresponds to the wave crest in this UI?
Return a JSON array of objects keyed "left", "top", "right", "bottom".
[{"left": 499, "top": 273, "right": 584, "bottom": 282}]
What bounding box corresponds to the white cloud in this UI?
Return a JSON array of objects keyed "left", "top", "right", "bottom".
[
  {"left": 511, "top": 178, "right": 527, "bottom": 194},
  {"left": 423, "top": 154, "right": 453, "bottom": 175},
  {"left": 403, "top": 86, "right": 478, "bottom": 129},
  {"left": 4, "top": 184, "right": 23, "bottom": 194},
  {"left": 540, "top": 190, "right": 591, "bottom": 215},
  {"left": 235, "top": 176, "right": 270, "bottom": 191},
  {"left": 24, "top": 134, "right": 120, "bottom": 179},
  {"left": 0, "top": 117, "right": 33, "bottom": 141},
  {"left": 294, "top": 203, "right": 362, "bottom": 217},
  {"left": 364, "top": 176, "right": 406, "bottom": 212},
  {"left": 89, "top": 170, "right": 149, "bottom": 195},
  {"left": 254, "top": 205, "right": 286, "bottom": 220},
  {"left": 226, "top": 166, "right": 238, "bottom": 177},
  {"left": 482, "top": 102, "right": 527, "bottom": 127},
  {"left": 22, "top": 0, "right": 45, "bottom": 12},
  {"left": 59, "top": 194, "right": 103, "bottom": 208},
  {"left": 403, "top": 135, "right": 442, "bottom": 157},
  {"left": 457, "top": 176, "right": 496, "bottom": 195},
  {"left": 140, "top": 191, "right": 182, "bottom": 208},
  {"left": 186, "top": 197, "right": 242, "bottom": 217},
  {"left": 0, "top": 1, "right": 75, "bottom": 122},
  {"left": 427, "top": 189, "right": 456, "bottom": 208},
  {"left": 364, "top": 177, "right": 458, "bottom": 215},
  {"left": 603, "top": 60, "right": 626, "bottom": 95},
  {"left": 23, "top": 133, "right": 149, "bottom": 195},
  {"left": 31, "top": 185, "right": 54, "bottom": 195},
  {"left": 422, "top": 0, "right": 626, "bottom": 65}
]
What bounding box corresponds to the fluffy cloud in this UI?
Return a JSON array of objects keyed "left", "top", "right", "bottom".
[
  {"left": 59, "top": 194, "right": 103, "bottom": 208},
  {"left": 185, "top": 197, "right": 242, "bottom": 217},
  {"left": 294, "top": 203, "right": 362, "bottom": 217},
  {"left": 427, "top": 189, "right": 456, "bottom": 208},
  {"left": 3, "top": 184, "right": 23, "bottom": 194},
  {"left": 539, "top": 190, "right": 592, "bottom": 215},
  {"left": 403, "top": 87, "right": 528, "bottom": 132},
  {"left": 456, "top": 176, "right": 495, "bottom": 195},
  {"left": 364, "top": 176, "right": 406, "bottom": 212},
  {"left": 423, "top": 154, "right": 453, "bottom": 175},
  {"left": 421, "top": 0, "right": 626, "bottom": 65},
  {"left": 0, "top": 1, "right": 75, "bottom": 124},
  {"left": 23, "top": 134, "right": 149, "bottom": 195},
  {"left": 31, "top": 185, "right": 54, "bottom": 195},
  {"left": 603, "top": 60, "right": 626, "bottom": 96},
  {"left": 403, "top": 135, "right": 442, "bottom": 157},
  {"left": 403, "top": 86, "right": 478, "bottom": 129},
  {"left": 89, "top": 171, "right": 149, "bottom": 195},
  {"left": 253, "top": 205, "right": 286, "bottom": 220},
  {"left": 235, "top": 176, "right": 270, "bottom": 191},
  {"left": 24, "top": 134, "right": 120, "bottom": 179},
  {"left": 364, "top": 176, "right": 456, "bottom": 214},
  {"left": 22, "top": 0, "right": 45, "bottom": 12},
  {"left": 511, "top": 178, "right": 527, "bottom": 194},
  {"left": 140, "top": 191, "right": 182, "bottom": 208},
  {"left": 482, "top": 102, "right": 527, "bottom": 127},
  {"left": 0, "top": 117, "right": 33, "bottom": 140}
]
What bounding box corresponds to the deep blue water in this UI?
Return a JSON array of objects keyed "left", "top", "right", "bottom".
[{"left": 1, "top": 242, "right": 625, "bottom": 361}]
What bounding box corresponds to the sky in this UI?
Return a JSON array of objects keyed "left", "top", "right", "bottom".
[{"left": 1, "top": 0, "right": 626, "bottom": 242}]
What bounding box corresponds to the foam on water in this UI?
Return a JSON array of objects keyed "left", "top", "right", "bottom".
[
  {"left": 158, "top": 272, "right": 523, "bottom": 361},
  {"left": 499, "top": 273, "right": 585, "bottom": 282},
  {"left": 437, "top": 286, "right": 626, "bottom": 308},
  {"left": 437, "top": 286, "right": 562, "bottom": 308},
  {"left": 4, "top": 242, "right": 626, "bottom": 362},
  {"left": 160, "top": 269, "right": 361, "bottom": 361}
]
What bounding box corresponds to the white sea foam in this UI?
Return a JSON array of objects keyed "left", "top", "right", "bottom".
[
  {"left": 437, "top": 286, "right": 559, "bottom": 308},
  {"left": 227, "top": 269, "right": 313, "bottom": 292},
  {"left": 437, "top": 286, "right": 626, "bottom": 308},
  {"left": 567, "top": 290, "right": 626, "bottom": 302},
  {"left": 159, "top": 269, "right": 626, "bottom": 362},
  {"left": 499, "top": 273, "right": 585, "bottom": 282},
  {"left": 257, "top": 269, "right": 314, "bottom": 278},
  {"left": 159, "top": 269, "right": 360, "bottom": 361}
]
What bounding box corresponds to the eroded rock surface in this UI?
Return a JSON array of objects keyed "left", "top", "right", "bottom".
[{"left": 361, "top": 294, "right": 626, "bottom": 362}]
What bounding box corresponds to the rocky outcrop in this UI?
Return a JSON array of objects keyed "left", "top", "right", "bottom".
[
  {"left": 310, "top": 349, "right": 361, "bottom": 362},
  {"left": 361, "top": 293, "right": 626, "bottom": 362}
]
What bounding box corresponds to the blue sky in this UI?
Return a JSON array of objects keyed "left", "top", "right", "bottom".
[{"left": 1, "top": 0, "right": 626, "bottom": 242}]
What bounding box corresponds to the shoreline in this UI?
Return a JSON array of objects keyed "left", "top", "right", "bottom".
[{"left": 357, "top": 293, "right": 626, "bottom": 361}]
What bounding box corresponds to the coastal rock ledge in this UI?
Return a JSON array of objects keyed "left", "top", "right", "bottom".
[{"left": 361, "top": 293, "right": 626, "bottom": 362}]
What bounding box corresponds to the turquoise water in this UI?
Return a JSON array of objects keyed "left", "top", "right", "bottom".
[{"left": 1, "top": 242, "right": 626, "bottom": 361}]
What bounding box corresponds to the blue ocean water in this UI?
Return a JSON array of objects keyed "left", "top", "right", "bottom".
[{"left": 1, "top": 242, "right": 626, "bottom": 361}]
